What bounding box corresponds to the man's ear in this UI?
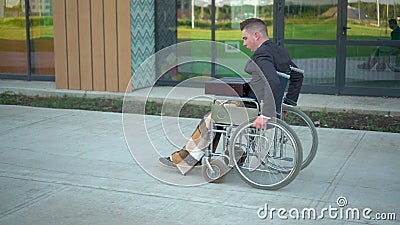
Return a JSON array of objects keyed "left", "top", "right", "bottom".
[{"left": 254, "top": 32, "right": 261, "bottom": 40}]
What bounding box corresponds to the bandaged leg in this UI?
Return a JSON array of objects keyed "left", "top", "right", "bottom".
[{"left": 171, "top": 113, "right": 214, "bottom": 175}]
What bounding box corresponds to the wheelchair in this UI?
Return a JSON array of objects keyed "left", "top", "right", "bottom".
[
  {"left": 358, "top": 46, "right": 400, "bottom": 72},
  {"left": 276, "top": 67, "right": 318, "bottom": 170},
  {"left": 201, "top": 96, "right": 303, "bottom": 190}
]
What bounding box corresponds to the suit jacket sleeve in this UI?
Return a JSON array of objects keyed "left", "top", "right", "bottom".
[
  {"left": 253, "top": 53, "right": 281, "bottom": 101},
  {"left": 245, "top": 55, "right": 279, "bottom": 118}
]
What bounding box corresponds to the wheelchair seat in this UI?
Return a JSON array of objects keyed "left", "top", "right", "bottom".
[{"left": 210, "top": 97, "right": 259, "bottom": 126}]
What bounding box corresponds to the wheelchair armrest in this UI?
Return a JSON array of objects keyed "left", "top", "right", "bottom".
[
  {"left": 211, "top": 96, "right": 260, "bottom": 125},
  {"left": 213, "top": 96, "right": 259, "bottom": 112},
  {"left": 277, "top": 67, "right": 305, "bottom": 80},
  {"left": 290, "top": 66, "right": 305, "bottom": 74}
]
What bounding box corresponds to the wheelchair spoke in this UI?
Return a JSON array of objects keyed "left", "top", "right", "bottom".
[{"left": 229, "top": 118, "right": 302, "bottom": 190}]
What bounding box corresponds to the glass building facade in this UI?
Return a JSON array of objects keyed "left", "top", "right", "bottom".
[{"left": 0, "top": 0, "right": 399, "bottom": 96}]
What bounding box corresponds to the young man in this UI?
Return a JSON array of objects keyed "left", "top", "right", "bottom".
[
  {"left": 159, "top": 18, "right": 302, "bottom": 175},
  {"left": 240, "top": 18, "right": 302, "bottom": 124},
  {"left": 389, "top": 19, "right": 400, "bottom": 40},
  {"left": 358, "top": 19, "right": 400, "bottom": 70}
]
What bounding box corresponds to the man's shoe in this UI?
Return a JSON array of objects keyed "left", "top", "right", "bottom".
[
  {"left": 159, "top": 156, "right": 203, "bottom": 168},
  {"left": 159, "top": 157, "right": 176, "bottom": 168}
]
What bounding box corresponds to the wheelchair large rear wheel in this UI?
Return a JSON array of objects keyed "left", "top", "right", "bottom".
[
  {"left": 282, "top": 104, "right": 318, "bottom": 170},
  {"left": 229, "top": 118, "right": 302, "bottom": 190}
]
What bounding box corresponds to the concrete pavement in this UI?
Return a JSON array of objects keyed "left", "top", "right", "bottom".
[
  {"left": 0, "top": 104, "right": 399, "bottom": 224},
  {"left": 0, "top": 79, "right": 399, "bottom": 224}
]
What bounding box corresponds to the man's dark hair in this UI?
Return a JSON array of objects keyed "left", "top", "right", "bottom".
[
  {"left": 240, "top": 18, "right": 267, "bottom": 33},
  {"left": 389, "top": 18, "right": 397, "bottom": 25}
]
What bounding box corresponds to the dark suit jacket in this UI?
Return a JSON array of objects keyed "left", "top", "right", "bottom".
[
  {"left": 244, "top": 40, "right": 292, "bottom": 117},
  {"left": 391, "top": 26, "right": 400, "bottom": 40}
]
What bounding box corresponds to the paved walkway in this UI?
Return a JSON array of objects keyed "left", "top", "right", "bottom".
[{"left": 0, "top": 80, "right": 399, "bottom": 224}]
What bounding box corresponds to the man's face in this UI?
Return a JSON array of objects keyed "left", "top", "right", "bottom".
[{"left": 242, "top": 29, "right": 258, "bottom": 52}]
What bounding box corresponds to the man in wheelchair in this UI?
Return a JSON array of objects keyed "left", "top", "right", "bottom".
[
  {"left": 159, "top": 18, "right": 303, "bottom": 175},
  {"left": 357, "top": 19, "right": 400, "bottom": 71}
]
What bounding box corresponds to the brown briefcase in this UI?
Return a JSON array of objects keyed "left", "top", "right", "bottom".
[{"left": 205, "top": 77, "right": 251, "bottom": 97}]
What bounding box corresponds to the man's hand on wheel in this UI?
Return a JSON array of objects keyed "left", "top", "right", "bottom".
[{"left": 253, "top": 115, "right": 270, "bottom": 129}]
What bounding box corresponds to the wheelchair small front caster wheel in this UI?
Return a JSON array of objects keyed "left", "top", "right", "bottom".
[{"left": 201, "top": 157, "right": 228, "bottom": 183}]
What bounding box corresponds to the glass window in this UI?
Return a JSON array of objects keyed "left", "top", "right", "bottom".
[
  {"left": 215, "top": 1, "right": 273, "bottom": 78},
  {"left": 347, "top": 0, "right": 400, "bottom": 40},
  {"left": 165, "top": 0, "right": 271, "bottom": 83},
  {"left": 284, "top": 1, "right": 338, "bottom": 86},
  {"left": 0, "top": 0, "right": 28, "bottom": 75},
  {"left": 286, "top": 43, "right": 337, "bottom": 85},
  {"left": 216, "top": 1, "right": 273, "bottom": 57},
  {"left": 160, "top": 0, "right": 214, "bottom": 82},
  {"left": 346, "top": 1, "right": 400, "bottom": 88},
  {"left": 177, "top": 0, "right": 211, "bottom": 42},
  {"left": 346, "top": 44, "right": 400, "bottom": 88},
  {"left": 0, "top": 0, "right": 54, "bottom": 77},
  {"left": 285, "top": 0, "right": 337, "bottom": 40},
  {"left": 29, "top": 0, "right": 54, "bottom": 76}
]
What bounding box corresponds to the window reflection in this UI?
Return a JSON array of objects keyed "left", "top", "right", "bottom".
[
  {"left": 347, "top": 0, "right": 400, "bottom": 40},
  {"left": 0, "top": 0, "right": 28, "bottom": 75},
  {"left": 285, "top": 0, "right": 337, "bottom": 40},
  {"left": 0, "top": 0, "right": 54, "bottom": 76},
  {"left": 26, "top": 0, "right": 54, "bottom": 75},
  {"left": 171, "top": 0, "right": 272, "bottom": 82},
  {"left": 348, "top": 44, "right": 400, "bottom": 88},
  {"left": 346, "top": 1, "right": 400, "bottom": 88}
]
